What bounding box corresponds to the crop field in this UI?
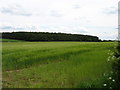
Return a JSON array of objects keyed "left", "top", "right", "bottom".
[
  {"left": 2, "top": 41, "right": 116, "bottom": 88},
  {"left": 0, "top": 39, "right": 24, "bottom": 42}
]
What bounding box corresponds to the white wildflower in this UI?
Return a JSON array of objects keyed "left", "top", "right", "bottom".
[
  {"left": 110, "top": 87, "right": 112, "bottom": 89},
  {"left": 112, "top": 79, "right": 115, "bottom": 82},
  {"left": 109, "top": 77, "right": 112, "bottom": 80},
  {"left": 103, "top": 84, "right": 107, "bottom": 86}
]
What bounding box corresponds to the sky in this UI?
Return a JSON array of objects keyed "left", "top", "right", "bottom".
[{"left": 0, "top": 0, "right": 119, "bottom": 40}]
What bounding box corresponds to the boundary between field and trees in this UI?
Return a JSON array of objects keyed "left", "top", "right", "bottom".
[{"left": 1, "top": 32, "right": 101, "bottom": 42}]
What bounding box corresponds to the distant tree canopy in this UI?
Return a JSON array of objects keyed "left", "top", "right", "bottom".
[{"left": 2, "top": 32, "right": 101, "bottom": 42}]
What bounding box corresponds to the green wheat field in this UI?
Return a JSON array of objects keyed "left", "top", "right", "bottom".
[{"left": 2, "top": 40, "right": 116, "bottom": 88}]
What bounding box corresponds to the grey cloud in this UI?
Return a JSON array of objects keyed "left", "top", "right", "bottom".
[
  {"left": 72, "top": 29, "right": 88, "bottom": 34},
  {"left": 0, "top": 25, "right": 36, "bottom": 30},
  {"left": 0, "top": 5, "right": 32, "bottom": 16},
  {"left": 0, "top": 26, "right": 25, "bottom": 30},
  {"left": 40, "top": 26, "right": 50, "bottom": 29},
  {"left": 73, "top": 4, "right": 81, "bottom": 9},
  {"left": 0, "top": 26, "right": 13, "bottom": 30},
  {"left": 103, "top": 7, "right": 117, "bottom": 15},
  {"left": 50, "top": 10, "right": 63, "bottom": 17},
  {"left": 78, "top": 30, "right": 88, "bottom": 33}
]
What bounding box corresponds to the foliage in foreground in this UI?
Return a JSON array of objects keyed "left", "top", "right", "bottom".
[
  {"left": 101, "top": 42, "right": 120, "bottom": 89},
  {"left": 111, "top": 43, "right": 120, "bottom": 88}
]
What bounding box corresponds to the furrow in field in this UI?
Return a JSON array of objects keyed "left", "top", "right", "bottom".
[
  {"left": 3, "top": 47, "right": 91, "bottom": 71},
  {"left": 3, "top": 49, "right": 111, "bottom": 88}
]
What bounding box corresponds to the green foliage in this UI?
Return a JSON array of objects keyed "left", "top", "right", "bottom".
[
  {"left": 111, "top": 43, "right": 120, "bottom": 89},
  {"left": 2, "top": 32, "right": 100, "bottom": 42},
  {"left": 2, "top": 42, "right": 115, "bottom": 88},
  {"left": 101, "top": 42, "right": 120, "bottom": 89}
]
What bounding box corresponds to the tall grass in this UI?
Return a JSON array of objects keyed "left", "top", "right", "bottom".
[{"left": 2, "top": 42, "right": 115, "bottom": 88}]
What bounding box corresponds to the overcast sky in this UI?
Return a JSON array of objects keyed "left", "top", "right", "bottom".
[{"left": 0, "top": 0, "right": 119, "bottom": 40}]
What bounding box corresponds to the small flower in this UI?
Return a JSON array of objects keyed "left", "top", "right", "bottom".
[
  {"left": 109, "top": 77, "right": 112, "bottom": 80},
  {"left": 103, "top": 84, "right": 107, "bottom": 86},
  {"left": 110, "top": 87, "right": 112, "bottom": 89},
  {"left": 112, "top": 79, "right": 115, "bottom": 82}
]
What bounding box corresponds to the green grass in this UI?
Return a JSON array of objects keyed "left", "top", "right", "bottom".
[
  {"left": 0, "top": 39, "right": 24, "bottom": 42},
  {"left": 2, "top": 42, "right": 116, "bottom": 88}
]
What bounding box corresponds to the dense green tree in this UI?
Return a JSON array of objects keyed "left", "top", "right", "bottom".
[{"left": 2, "top": 32, "right": 101, "bottom": 42}]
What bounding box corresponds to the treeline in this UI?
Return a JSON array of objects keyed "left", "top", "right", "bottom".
[{"left": 2, "top": 32, "right": 101, "bottom": 42}]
